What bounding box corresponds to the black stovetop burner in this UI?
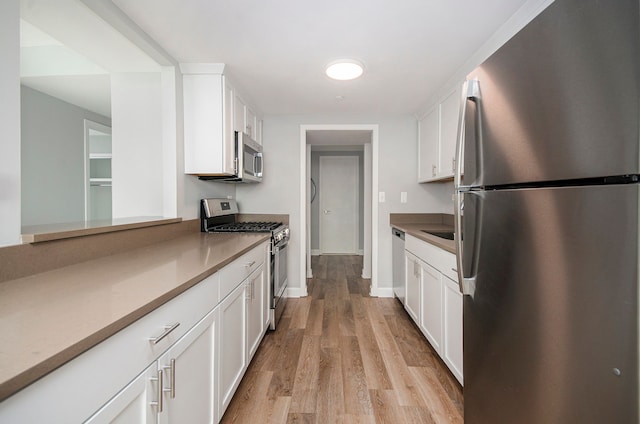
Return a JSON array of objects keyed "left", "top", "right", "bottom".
[{"left": 208, "top": 221, "right": 282, "bottom": 233}]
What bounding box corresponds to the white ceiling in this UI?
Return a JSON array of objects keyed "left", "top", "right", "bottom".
[{"left": 112, "top": 0, "right": 529, "bottom": 116}]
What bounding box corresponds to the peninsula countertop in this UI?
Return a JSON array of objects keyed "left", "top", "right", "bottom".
[{"left": 0, "top": 231, "right": 270, "bottom": 401}]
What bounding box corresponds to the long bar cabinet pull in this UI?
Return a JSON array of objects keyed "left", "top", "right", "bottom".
[
  {"left": 149, "top": 323, "right": 180, "bottom": 345},
  {"left": 163, "top": 358, "right": 176, "bottom": 399},
  {"left": 150, "top": 369, "right": 164, "bottom": 412}
]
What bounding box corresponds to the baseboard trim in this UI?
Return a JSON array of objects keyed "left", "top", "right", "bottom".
[
  {"left": 287, "top": 287, "right": 307, "bottom": 298},
  {"left": 369, "top": 287, "right": 394, "bottom": 298},
  {"left": 312, "top": 250, "right": 365, "bottom": 256}
]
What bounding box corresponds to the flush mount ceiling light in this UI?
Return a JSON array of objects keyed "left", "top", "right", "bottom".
[{"left": 325, "top": 59, "right": 364, "bottom": 81}]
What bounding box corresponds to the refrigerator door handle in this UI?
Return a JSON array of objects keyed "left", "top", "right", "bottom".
[
  {"left": 455, "top": 78, "right": 482, "bottom": 297},
  {"left": 455, "top": 78, "right": 482, "bottom": 192},
  {"left": 454, "top": 190, "right": 477, "bottom": 298},
  {"left": 454, "top": 80, "right": 468, "bottom": 191}
]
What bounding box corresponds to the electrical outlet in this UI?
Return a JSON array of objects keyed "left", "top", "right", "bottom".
[
  {"left": 379, "top": 192, "right": 386, "bottom": 203},
  {"left": 401, "top": 192, "right": 407, "bottom": 203}
]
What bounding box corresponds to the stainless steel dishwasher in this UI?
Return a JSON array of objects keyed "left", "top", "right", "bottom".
[{"left": 392, "top": 227, "right": 405, "bottom": 303}]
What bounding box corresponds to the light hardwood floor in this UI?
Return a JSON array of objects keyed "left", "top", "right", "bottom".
[{"left": 220, "top": 255, "right": 463, "bottom": 423}]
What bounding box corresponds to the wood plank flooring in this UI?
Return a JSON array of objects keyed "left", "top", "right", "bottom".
[{"left": 220, "top": 255, "right": 463, "bottom": 423}]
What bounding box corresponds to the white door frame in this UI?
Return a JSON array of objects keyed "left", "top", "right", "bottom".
[
  {"left": 300, "top": 124, "right": 379, "bottom": 297},
  {"left": 319, "top": 155, "right": 359, "bottom": 254},
  {"left": 84, "top": 119, "right": 112, "bottom": 221}
]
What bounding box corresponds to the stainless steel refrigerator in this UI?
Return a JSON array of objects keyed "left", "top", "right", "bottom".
[{"left": 454, "top": 0, "right": 639, "bottom": 422}]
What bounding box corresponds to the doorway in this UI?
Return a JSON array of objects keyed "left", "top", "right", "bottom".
[{"left": 300, "top": 124, "right": 380, "bottom": 297}]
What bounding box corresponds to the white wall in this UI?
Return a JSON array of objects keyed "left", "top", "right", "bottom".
[
  {"left": 0, "top": 1, "right": 21, "bottom": 247},
  {"left": 111, "top": 72, "right": 164, "bottom": 218},
  {"left": 112, "top": 70, "right": 235, "bottom": 220},
  {"left": 21, "top": 86, "right": 111, "bottom": 226},
  {"left": 237, "top": 114, "right": 452, "bottom": 295}
]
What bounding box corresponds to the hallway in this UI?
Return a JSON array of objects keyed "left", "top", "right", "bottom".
[{"left": 221, "top": 255, "right": 463, "bottom": 423}]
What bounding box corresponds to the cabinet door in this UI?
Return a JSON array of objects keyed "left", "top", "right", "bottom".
[
  {"left": 255, "top": 119, "right": 263, "bottom": 145},
  {"left": 420, "top": 261, "right": 443, "bottom": 354},
  {"left": 418, "top": 106, "right": 439, "bottom": 182},
  {"left": 247, "top": 263, "right": 266, "bottom": 360},
  {"left": 84, "top": 363, "right": 158, "bottom": 424},
  {"left": 158, "top": 307, "right": 219, "bottom": 424},
  {"left": 223, "top": 78, "right": 236, "bottom": 174},
  {"left": 234, "top": 94, "right": 246, "bottom": 134},
  {"left": 245, "top": 106, "right": 256, "bottom": 139},
  {"left": 404, "top": 252, "right": 421, "bottom": 323},
  {"left": 443, "top": 276, "right": 464, "bottom": 385},
  {"left": 263, "top": 246, "right": 271, "bottom": 330},
  {"left": 219, "top": 282, "right": 248, "bottom": 416},
  {"left": 438, "top": 86, "right": 461, "bottom": 178}
]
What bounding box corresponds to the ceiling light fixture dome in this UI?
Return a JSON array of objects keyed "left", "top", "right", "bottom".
[{"left": 325, "top": 59, "right": 364, "bottom": 81}]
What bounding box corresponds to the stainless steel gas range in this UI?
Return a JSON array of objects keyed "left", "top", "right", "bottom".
[{"left": 201, "top": 198, "right": 289, "bottom": 330}]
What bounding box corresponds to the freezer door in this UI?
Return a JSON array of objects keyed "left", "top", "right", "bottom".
[
  {"left": 462, "top": 184, "right": 638, "bottom": 424},
  {"left": 460, "top": 0, "right": 639, "bottom": 187}
]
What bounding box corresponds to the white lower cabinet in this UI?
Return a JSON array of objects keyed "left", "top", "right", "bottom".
[
  {"left": 157, "top": 307, "right": 219, "bottom": 424},
  {"left": 247, "top": 263, "right": 266, "bottom": 360},
  {"left": 404, "top": 234, "right": 463, "bottom": 385},
  {"left": 419, "top": 261, "right": 443, "bottom": 355},
  {"left": 219, "top": 260, "right": 266, "bottom": 419},
  {"left": 219, "top": 281, "right": 248, "bottom": 416},
  {"left": 404, "top": 252, "right": 421, "bottom": 322},
  {"left": 87, "top": 307, "right": 219, "bottom": 424},
  {"left": 442, "top": 276, "right": 463, "bottom": 384},
  {"left": 85, "top": 363, "right": 158, "bottom": 424},
  {"left": 0, "top": 241, "right": 270, "bottom": 424}
]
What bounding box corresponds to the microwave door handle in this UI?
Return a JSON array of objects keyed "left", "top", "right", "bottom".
[{"left": 254, "top": 152, "right": 263, "bottom": 177}]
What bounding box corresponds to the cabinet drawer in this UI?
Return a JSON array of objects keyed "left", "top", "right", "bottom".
[
  {"left": 407, "top": 234, "right": 459, "bottom": 281},
  {"left": 406, "top": 234, "right": 442, "bottom": 265},
  {"left": 219, "top": 242, "right": 266, "bottom": 301},
  {"left": 0, "top": 272, "right": 220, "bottom": 423},
  {"left": 441, "top": 251, "right": 459, "bottom": 283}
]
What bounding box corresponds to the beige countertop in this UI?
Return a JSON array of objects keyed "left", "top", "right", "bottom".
[
  {"left": 21, "top": 217, "right": 183, "bottom": 243},
  {"left": 0, "top": 231, "right": 269, "bottom": 401},
  {"left": 389, "top": 213, "right": 456, "bottom": 254}
]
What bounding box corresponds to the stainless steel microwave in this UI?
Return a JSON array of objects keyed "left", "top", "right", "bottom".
[
  {"left": 236, "top": 131, "right": 263, "bottom": 182},
  {"left": 198, "top": 132, "right": 263, "bottom": 183}
]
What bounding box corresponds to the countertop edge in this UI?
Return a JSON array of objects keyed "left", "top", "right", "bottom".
[
  {"left": 0, "top": 233, "right": 269, "bottom": 402},
  {"left": 391, "top": 223, "right": 456, "bottom": 254},
  {"left": 21, "top": 217, "right": 183, "bottom": 244}
]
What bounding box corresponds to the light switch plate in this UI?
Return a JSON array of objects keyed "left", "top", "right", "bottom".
[
  {"left": 401, "top": 192, "right": 407, "bottom": 203},
  {"left": 379, "top": 192, "right": 385, "bottom": 203}
]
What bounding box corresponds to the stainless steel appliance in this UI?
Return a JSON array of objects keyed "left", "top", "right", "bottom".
[
  {"left": 198, "top": 132, "right": 263, "bottom": 183},
  {"left": 201, "top": 198, "right": 289, "bottom": 330},
  {"left": 454, "top": 0, "right": 638, "bottom": 422},
  {"left": 392, "top": 227, "right": 405, "bottom": 303}
]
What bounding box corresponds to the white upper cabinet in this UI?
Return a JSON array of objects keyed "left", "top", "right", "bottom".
[
  {"left": 439, "top": 87, "right": 461, "bottom": 176},
  {"left": 418, "top": 84, "right": 462, "bottom": 182},
  {"left": 418, "top": 106, "right": 439, "bottom": 181},
  {"left": 234, "top": 93, "right": 260, "bottom": 144},
  {"left": 245, "top": 106, "right": 257, "bottom": 141},
  {"left": 181, "top": 63, "right": 262, "bottom": 175}
]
